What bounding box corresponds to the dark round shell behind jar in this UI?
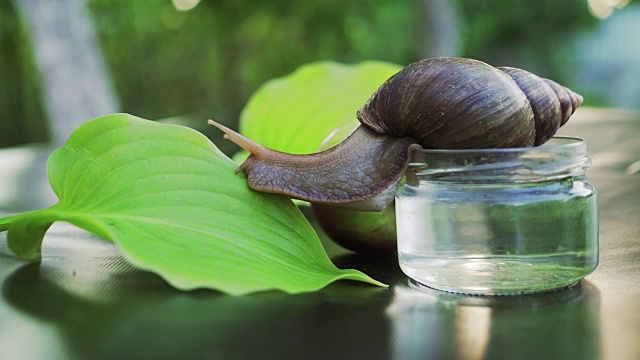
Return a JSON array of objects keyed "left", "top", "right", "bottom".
[{"left": 356, "top": 57, "right": 582, "bottom": 149}]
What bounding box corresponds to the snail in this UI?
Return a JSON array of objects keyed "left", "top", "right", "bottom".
[{"left": 209, "top": 58, "right": 583, "bottom": 216}]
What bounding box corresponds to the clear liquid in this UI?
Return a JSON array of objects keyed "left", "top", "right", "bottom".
[{"left": 396, "top": 181, "right": 598, "bottom": 295}]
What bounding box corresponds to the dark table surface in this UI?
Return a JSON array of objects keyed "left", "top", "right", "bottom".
[{"left": 1, "top": 107, "right": 639, "bottom": 360}]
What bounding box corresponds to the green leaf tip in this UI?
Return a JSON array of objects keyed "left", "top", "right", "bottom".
[{"left": 0, "top": 113, "right": 385, "bottom": 295}]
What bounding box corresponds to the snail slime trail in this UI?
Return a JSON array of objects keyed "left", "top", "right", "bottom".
[{"left": 395, "top": 138, "right": 598, "bottom": 295}]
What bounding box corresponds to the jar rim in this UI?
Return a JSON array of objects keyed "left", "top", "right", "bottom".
[
  {"left": 407, "top": 136, "right": 590, "bottom": 182},
  {"left": 415, "top": 136, "right": 586, "bottom": 155}
]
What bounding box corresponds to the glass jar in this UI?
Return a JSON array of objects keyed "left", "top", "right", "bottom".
[{"left": 395, "top": 137, "right": 598, "bottom": 295}]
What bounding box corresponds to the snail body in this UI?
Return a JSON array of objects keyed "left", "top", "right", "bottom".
[{"left": 210, "top": 57, "right": 582, "bottom": 213}]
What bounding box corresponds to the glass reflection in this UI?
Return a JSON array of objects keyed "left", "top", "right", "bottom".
[{"left": 386, "top": 280, "right": 601, "bottom": 360}]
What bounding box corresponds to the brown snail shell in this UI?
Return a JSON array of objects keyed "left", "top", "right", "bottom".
[
  {"left": 358, "top": 58, "right": 581, "bottom": 149},
  {"left": 209, "top": 57, "right": 583, "bottom": 213}
]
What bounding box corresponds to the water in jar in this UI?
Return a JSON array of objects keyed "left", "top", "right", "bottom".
[{"left": 396, "top": 179, "right": 598, "bottom": 295}]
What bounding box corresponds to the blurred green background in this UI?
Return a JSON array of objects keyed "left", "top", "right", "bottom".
[{"left": 1, "top": 0, "right": 639, "bottom": 149}]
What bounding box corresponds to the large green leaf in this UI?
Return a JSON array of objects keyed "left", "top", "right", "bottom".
[
  {"left": 237, "top": 60, "right": 403, "bottom": 156},
  {"left": 0, "top": 114, "right": 384, "bottom": 295}
]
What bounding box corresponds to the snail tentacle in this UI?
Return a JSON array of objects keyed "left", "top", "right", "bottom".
[{"left": 208, "top": 120, "right": 272, "bottom": 174}]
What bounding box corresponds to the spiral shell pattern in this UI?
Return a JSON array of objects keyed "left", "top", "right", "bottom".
[{"left": 357, "top": 57, "right": 582, "bottom": 149}]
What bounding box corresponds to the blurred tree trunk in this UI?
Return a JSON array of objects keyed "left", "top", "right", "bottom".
[
  {"left": 0, "top": 1, "right": 47, "bottom": 147},
  {"left": 13, "top": 0, "right": 119, "bottom": 146},
  {"left": 417, "top": 0, "right": 461, "bottom": 58}
]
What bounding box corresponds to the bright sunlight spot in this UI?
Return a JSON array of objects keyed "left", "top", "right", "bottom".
[
  {"left": 588, "top": 0, "right": 630, "bottom": 19},
  {"left": 172, "top": 0, "right": 201, "bottom": 12}
]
